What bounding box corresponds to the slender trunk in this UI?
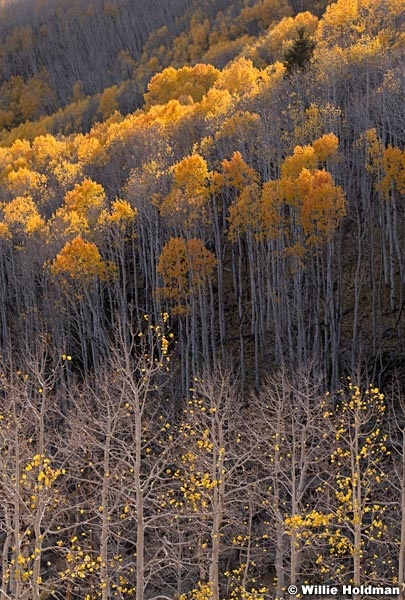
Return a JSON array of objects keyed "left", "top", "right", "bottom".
[
  {"left": 399, "top": 434, "right": 405, "bottom": 598},
  {"left": 135, "top": 392, "right": 144, "bottom": 600}
]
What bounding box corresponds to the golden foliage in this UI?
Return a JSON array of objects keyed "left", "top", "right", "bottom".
[
  {"left": 215, "top": 151, "right": 259, "bottom": 192},
  {"left": 215, "top": 58, "right": 266, "bottom": 98},
  {"left": 215, "top": 111, "right": 261, "bottom": 148},
  {"left": 50, "top": 236, "right": 109, "bottom": 284},
  {"left": 296, "top": 168, "right": 346, "bottom": 243},
  {"left": 145, "top": 64, "right": 220, "bottom": 107},
  {"left": 281, "top": 144, "right": 317, "bottom": 180},
  {"left": 317, "top": 0, "right": 404, "bottom": 46},
  {"left": 228, "top": 183, "right": 261, "bottom": 240},
  {"left": 196, "top": 87, "right": 233, "bottom": 119},
  {"left": 2, "top": 195, "right": 47, "bottom": 237},
  {"left": 98, "top": 85, "right": 119, "bottom": 120},
  {"left": 156, "top": 237, "right": 217, "bottom": 314},
  {"left": 160, "top": 154, "right": 211, "bottom": 229},
  {"left": 312, "top": 133, "right": 339, "bottom": 162},
  {"left": 381, "top": 145, "right": 405, "bottom": 196},
  {"left": 259, "top": 11, "right": 318, "bottom": 61},
  {"left": 6, "top": 166, "right": 47, "bottom": 197},
  {"left": 64, "top": 178, "right": 106, "bottom": 225},
  {"left": 97, "top": 199, "right": 138, "bottom": 230}
]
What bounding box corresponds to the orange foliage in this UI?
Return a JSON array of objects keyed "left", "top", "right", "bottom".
[
  {"left": 259, "top": 179, "right": 283, "bottom": 240},
  {"left": 363, "top": 130, "right": 405, "bottom": 198},
  {"left": 228, "top": 183, "right": 261, "bottom": 240},
  {"left": 281, "top": 144, "right": 317, "bottom": 181},
  {"left": 50, "top": 236, "right": 109, "bottom": 284},
  {"left": 214, "top": 151, "right": 259, "bottom": 192},
  {"left": 225, "top": 138, "right": 345, "bottom": 247},
  {"left": 156, "top": 237, "right": 217, "bottom": 314},
  {"left": 228, "top": 179, "right": 284, "bottom": 242},
  {"left": 296, "top": 169, "right": 346, "bottom": 243},
  {"left": 312, "top": 133, "right": 339, "bottom": 162}
]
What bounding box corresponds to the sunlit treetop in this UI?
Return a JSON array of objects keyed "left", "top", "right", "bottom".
[
  {"left": 144, "top": 63, "right": 220, "bottom": 107},
  {"left": 2, "top": 195, "right": 47, "bottom": 237},
  {"left": 258, "top": 11, "right": 318, "bottom": 62},
  {"left": 215, "top": 57, "right": 268, "bottom": 98},
  {"left": 5, "top": 166, "right": 47, "bottom": 198},
  {"left": 97, "top": 198, "right": 138, "bottom": 231},
  {"left": 50, "top": 236, "right": 111, "bottom": 285},
  {"left": 160, "top": 154, "right": 212, "bottom": 229},
  {"left": 213, "top": 151, "right": 259, "bottom": 192},
  {"left": 317, "top": 0, "right": 405, "bottom": 47}
]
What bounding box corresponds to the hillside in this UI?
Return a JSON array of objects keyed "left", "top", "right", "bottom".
[{"left": 0, "top": 0, "right": 404, "bottom": 597}]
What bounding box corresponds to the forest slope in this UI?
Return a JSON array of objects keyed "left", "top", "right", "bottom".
[{"left": 0, "top": 1, "right": 404, "bottom": 596}]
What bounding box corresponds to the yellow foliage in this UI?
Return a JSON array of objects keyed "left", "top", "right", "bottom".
[
  {"left": 215, "top": 111, "right": 261, "bottom": 148},
  {"left": 179, "top": 581, "right": 213, "bottom": 600},
  {"left": 172, "top": 154, "right": 210, "bottom": 196},
  {"left": 228, "top": 183, "right": 261, "bottom": 240},
  {"left": 215, "top": 58, "right": 266, "bottom": 98},
  {"left": 145, "top": 99, "right": 195, "bottom": 128},
  {"left": 347, "top": 34, "right": 383, "bottom": 64},
  {"left": 259, "top": 179, "right": 283, "bottom": 240},
  {"left": 98, "top": 199, "right": 138, "bottom": 230},
  {"left": 196, "top": 87, "right": 233, "bottom": 119},
  {"left": 6, "top": 167, "right": 47, "bottom": 197},
  {"left": 381, "top": 146, "right": 405, "bottom": 196},
  {"left": 285, "top": 510, "right": 333, "bottom": 534},
  {"left": 145, "top": 63, "right": 219, "bottom": 107},
  {"left": 0, "top": 222, "right": 11, "bottom": 239},
  {"left": 3, "top": 195, "right": 47, "bottom": 237},
  {"left": 76, "top": 134, "right": 104, "bottom": 164},
  {"left": 318, "top": 0, "right": 359, "bottom": 44},
  {"left": 160, "top": 154, "right": 211, "bottom": 229},
  {"left": 98, "top": 85, "right": 119, "bottom": 119},
  {"left": 9, "top": 139, "right": 32, "bottom": 165},
  {"left": 52, "top": 160, "right": 83, "bottom": 190},
  {"left": 260, "top": 11, "right": 318, "bottom": 61},
  {"left": 317, "top": 0, "right": 404, "bottom": 46},
  {"left": 362, "top": 130, "right": 405, "bottom": 198},
  {"left": 293, "top": 104, "right": 342, "bottom": 144},
  {"left": 50, "top": 206, "right": 90, "bottom": 237},
  {"left": 64, "top": 178, "right": 106, "bottom": 226},
  {"left": 31, "top": 134, "right": 68, "bottom": 170}
]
